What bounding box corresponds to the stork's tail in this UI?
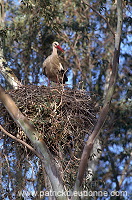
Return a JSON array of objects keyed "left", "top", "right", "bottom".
[{"left": 60, "top": 69, "right": 68, "bottom": 84}]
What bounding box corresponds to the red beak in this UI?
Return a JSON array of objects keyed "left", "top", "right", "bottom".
[{"left": 56, "top": 45, "right": 64, "bottom": 52}]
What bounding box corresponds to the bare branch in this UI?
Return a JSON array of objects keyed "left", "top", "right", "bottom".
[
  {"left": 119, "top": 157, "right": 131, "bottom": 187},
  {"left": 82, "top": 0, "right": 115, "bottom": 37},
  {"left": 72, "top": 0, "right": 123, "bottom": 197},
  {"left": 0, "top": 125, "right": 43, "bottom": 160},
  {"left": 0, "top": 58, "right": 23, "bottom": 89}
]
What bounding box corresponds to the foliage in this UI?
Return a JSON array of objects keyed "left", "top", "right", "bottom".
[{"left": 0, "top": 0, "right": 131, "bottom": 199}]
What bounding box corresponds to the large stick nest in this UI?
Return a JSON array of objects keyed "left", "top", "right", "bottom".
[{"left": 0, "top": 85, "right": 98, "bottom": 186}]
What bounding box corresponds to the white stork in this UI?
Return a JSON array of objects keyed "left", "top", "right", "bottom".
[{"left": 43, "top": 41, "right": 68, "bottom": 84}]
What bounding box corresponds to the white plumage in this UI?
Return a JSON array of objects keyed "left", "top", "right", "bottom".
[{"left": 43, "top": 41, "right": 68, "bottom": 84}]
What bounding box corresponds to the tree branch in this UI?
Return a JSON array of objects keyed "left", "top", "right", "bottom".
[
  {"left": 0, "top": 125, "right": 43, "bottom": 160},
  {"left": 0, "top": 0, "right": 22, "bottom": 89},
  {"left": 0, "top": 59, "right": 23, "bottom": 89},
  {"left": 82, "top": 0, "right": 115, "bottom": 37},
  {"left": 72, "top": 0, "right": 123, "bottom": 197},
  {"left": 0, "top": 85, "right": 68, "bottom": 200},
  {"left": 119, "top": 158, "right": 131, "bottom": 187}
]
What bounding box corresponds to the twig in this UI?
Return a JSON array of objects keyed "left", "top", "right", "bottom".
[
  {"left": 0, "top": 125, "right": 43, "bottom": 160},
  {"left": 119, "top": 157, "right": 131, "bottom": 187},
  {"left": 82, "top": 0, "right": 115, "bottom": 37}
]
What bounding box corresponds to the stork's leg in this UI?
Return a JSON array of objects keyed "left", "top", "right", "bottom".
[
  {"left": 56, "top": 75, "right": 60, "bottom": 85},
  {"left": 48, "top": 79, "right": 51, "bottom": 86}
]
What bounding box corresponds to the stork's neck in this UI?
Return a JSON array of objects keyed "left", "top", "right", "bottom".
[{"left": 52, "top": 46, "right": 58, "bottom": 55}]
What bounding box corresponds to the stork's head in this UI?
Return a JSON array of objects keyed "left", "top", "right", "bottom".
[{"left": 52, "top": 41, "right": 64, "bottom": 52}]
